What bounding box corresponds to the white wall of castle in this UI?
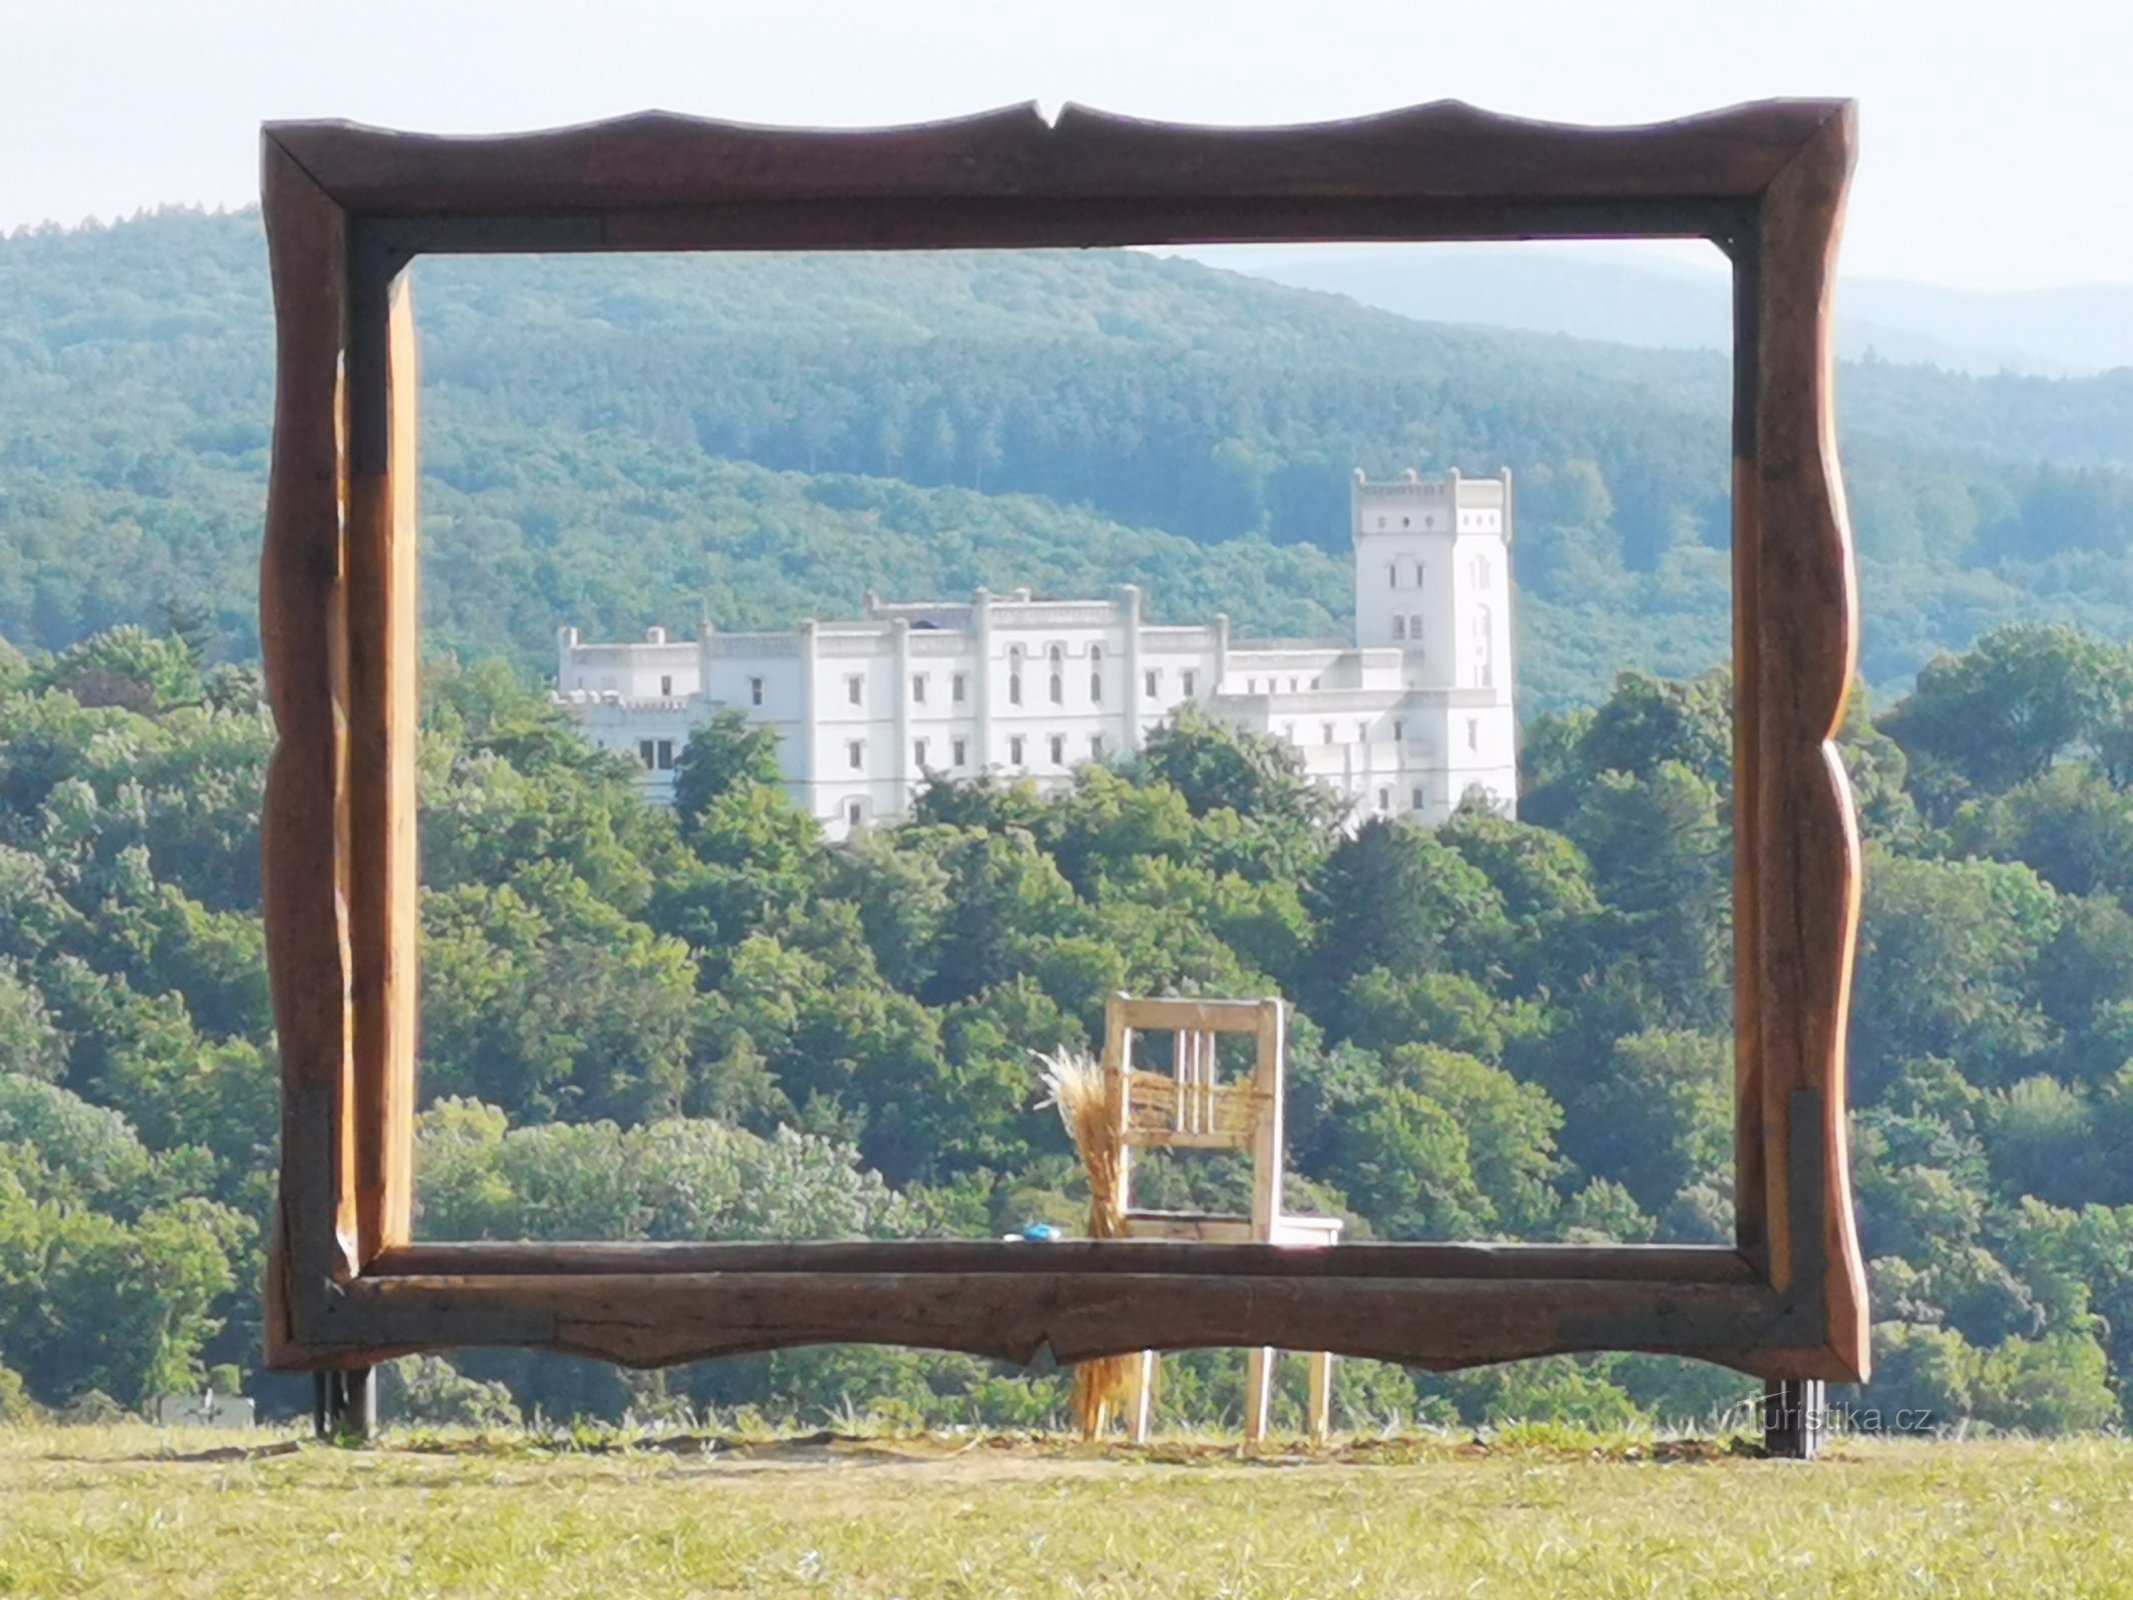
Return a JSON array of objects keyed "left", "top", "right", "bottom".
[{"left": 554, "top": 468, "right": 1518, "bottom": 839}]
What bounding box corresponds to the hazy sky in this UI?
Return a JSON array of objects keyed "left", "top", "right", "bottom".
[{"left": 6, "top": 0, "right": 2127, "bottom": 291}]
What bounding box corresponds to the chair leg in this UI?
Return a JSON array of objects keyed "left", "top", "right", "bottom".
[
  {"left": 1307, "top": 1351, "right": 1333, "bottom": 1444},
  {"left": 1243, "top": 1347, "right": 1274, "bottom": 1444},
  {"left": 1129, "top": 1350, "right": 1158, "bottom": 1444}
]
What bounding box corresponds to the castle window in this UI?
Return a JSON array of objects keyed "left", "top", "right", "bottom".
[
  {"left": 656, "top": 740, "right": 674, "bottom": 770},
  {"left": 1311, "top": 676, "right": 1321, "bottom": 690},
  {"left": 1090, "top": 734, "right": 1104, "bottom": 760},
  {"left": 1393, "top": 719, "right": 1404, "bottom": 742},
  {"left": 912, "top": 673, "right": 927, "bottom": 704},
  {"left": 1321, "top": 723, "right": 1334, "bottom": 746},
  {"left": 952, "top": 673, "right": 967, "bottom": 703},
  {"left": 1010, "top": 672, "right": 1023, "bottom": 706},
  {"left": 1401, "top": 516, "right": 1411, "bottom": 528},
  {"left": 1413, "top": 786, "right": 1426, "bottom": 811},
  {"left": 749, "top": 676, "right": 764, "bottom": 706},
  {"left": 1378, "top": 787, "right": 1391, "bottom": 812},
  {"left": 1049, "top": 672, "right": 1064, "bottom": 705},
  {"left": 1411, "top": 615, "right": 1425, "bottom": 647},
  {"left": 847, "top": 800, "right": 863, "bottom": 828},
  {"left": 1091, "top": 645, "right": 1103, "bottom": 664},
  {"left": 846, "top": 674, "right": 863, "bottom": 706},
  {"left": 1289, "top": 678, "right": 1299, "bottom": 692},
  {"left": 637, "top": 739, "right": 656, "bottom": 770},
  {"left": 1010, "top": 735, "right": 1026, "bottom": 765},
  {"left": 1358, "top": 722, "right": 1370, "bottom": 744},
  {"left": 1393, "top": 616, "right": 1407, "bottom": 640},
  {"left": 848, "top": 740, "right": 865, "bottom": 769},
  {"left": 952, "top": 737, "right": 967, "bottom": 767},
  {"left": 1388, "top": 562, "right": 1398, "bottom": 589},
  {"left": 660, "top": 675, "right": 672, "bottom": 697},
  {"left": 1144, "top": 669, "right": 1159, "bottom": 698},
  {"left": 1049, "top": 644, "right": 1065, "bottom": 665},
  {"left": 1049, "top": 734, "right": 1066, "bottom": 765},
  {"left": 914, "top": 737, "right": 928, "bottom": 768},
  {"left": 1090, "top": 672, "right": 1103, "bottom": 703},
  {"left": 1467, "top": 718, "right": 1479, "bottom": 752},
  {"left": 1182, "top": 670, "right": 1196, "bottom": 697}
]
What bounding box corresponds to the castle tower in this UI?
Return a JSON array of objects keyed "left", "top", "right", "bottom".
[{"left": 1351, "top": 467, "right": 1514, "bottom": 694}]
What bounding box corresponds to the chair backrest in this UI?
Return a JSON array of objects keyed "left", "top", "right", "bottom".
[{"left": 1101, "top": 994, "right": 1286, "bottom": 1233}]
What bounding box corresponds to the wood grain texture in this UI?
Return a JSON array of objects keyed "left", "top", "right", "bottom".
[
  {"left": 259, "top": 135, "right": 357, "bottom": 1365},
  {"left": 266, "top": 100, "right": 1844, "bottom": 217},
  {"left": 328, "top": 1270, "right": 1811, "bottom": 1375},
  {"left": 1750, "top": 103, "right": 1870, "bottom": 1383},
  {"left": 344, "top": 272, "right": 420, "bottom": 1264}
]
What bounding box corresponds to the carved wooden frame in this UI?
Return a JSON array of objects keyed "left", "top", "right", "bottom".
[{"left": 260, "top": 99, "right": 1868, "bottom": 1384}]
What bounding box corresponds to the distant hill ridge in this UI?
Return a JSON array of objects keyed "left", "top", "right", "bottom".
[{"left": 1191, "top": 243, "right": 2133, "bottom": 379}]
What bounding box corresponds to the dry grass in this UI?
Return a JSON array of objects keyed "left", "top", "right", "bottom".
[
  {"left": 3, "top": 1425, "right": 2131, "bottom": 1598},
  {"left": 1038, "top": 1047, "right": 1136, "bottom": 1437}
]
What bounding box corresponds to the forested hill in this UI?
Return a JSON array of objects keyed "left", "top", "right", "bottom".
[{"left": 3, "top": 208, "right": 2131, "bottom": 710}]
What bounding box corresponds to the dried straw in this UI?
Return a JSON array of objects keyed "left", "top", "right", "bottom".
[{"left": 1036, "top": 1047, "right": 1138, "bottom": 1439}]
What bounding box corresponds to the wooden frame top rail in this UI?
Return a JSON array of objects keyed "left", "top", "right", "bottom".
[{"left": 260, "top": 97, "right": 1869, "bottom": 1386}]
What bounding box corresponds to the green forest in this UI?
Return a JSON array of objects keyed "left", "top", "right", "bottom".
[
  {"left": 2, "top": 210, "right": 2131, "bottom": 714},
  {"left": 3, "top": 209, "right": 2133, "bottom": 1435},
  {"left": 4, "top": 617, "right": 2133, "bottom": 1434}
]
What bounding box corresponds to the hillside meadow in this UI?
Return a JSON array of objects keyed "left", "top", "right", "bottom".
[{"left": 2, "top": 1425, "right": 2130, "bottom": 1599}]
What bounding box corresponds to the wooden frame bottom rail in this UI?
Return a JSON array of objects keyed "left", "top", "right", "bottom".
[{"left": 292, "top": 1268, "right": 1849, "bottom": 1380}]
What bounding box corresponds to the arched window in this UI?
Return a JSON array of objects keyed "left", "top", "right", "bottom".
[
  {"left": 1009, "top": 672, "right": 1023, "bottom": 705},
  {"left": 1090, "top": 644, "right": 1103, "bottom": 664},
  {"left": 1090, "top": 672, "right": 1103, "bottom": 702},
  {"left": 1378, "top": 787, "right": 1391, "bottom": 812},
  {"left": 1049, "top": 671, "right": 1064, "bottom": 704},
  {"left": 1048, "top": 643, "right": 1064, "bottom": 665},
  {"left": 1388, "top": 562, "right": 1399, "bottom": 589}
]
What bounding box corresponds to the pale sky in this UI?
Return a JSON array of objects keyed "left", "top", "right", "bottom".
[{"left": 4, "top": 0, "right": 2127, "bottom": 291}]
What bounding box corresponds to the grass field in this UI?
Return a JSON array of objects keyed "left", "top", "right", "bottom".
[{"left": 3, "top": 1426, "right": 2130, "bottom": 1598}]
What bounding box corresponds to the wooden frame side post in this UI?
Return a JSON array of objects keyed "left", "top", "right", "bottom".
[
  {"left": 1750, "top": 104, "right": 1870, "bottom": 1383},
  {"left": 345, "top": 265, "right": 422, "bottom": 1267},
  {"left": 260, "top": 135, "right": 361, "bottom": 1365}
]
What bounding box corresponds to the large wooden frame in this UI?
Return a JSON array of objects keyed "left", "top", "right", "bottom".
[{"left": 260, "top": 99, "right": 1868, "bottom": 1387}]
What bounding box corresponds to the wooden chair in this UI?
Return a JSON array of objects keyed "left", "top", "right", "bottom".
[{"left": 1101, "top": 993, "right": 1343, "bottom": 1443}]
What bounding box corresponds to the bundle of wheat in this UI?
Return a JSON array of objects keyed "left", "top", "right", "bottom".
[{"left": 1036, "top": 1047, "right": 1138, "bottom": 1439}]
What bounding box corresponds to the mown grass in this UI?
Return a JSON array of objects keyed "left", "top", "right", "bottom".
[{"left": 2, "top": 1424, "right": 2129, "bottom": 1598}]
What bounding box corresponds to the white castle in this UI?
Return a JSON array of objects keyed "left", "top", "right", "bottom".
[{"left": 555, "top": 468, "right": 1517, "bottom": 839}]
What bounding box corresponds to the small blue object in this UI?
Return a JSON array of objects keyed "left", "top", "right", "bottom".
[{"left": 1019, "top": 1222, "right": 1064, "bottom": 1242}]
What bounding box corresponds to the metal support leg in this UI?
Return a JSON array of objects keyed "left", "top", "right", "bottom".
[
  {"left": 312, "top": 1368, "right": 377, "bottom": 1442},
  {"left": 1762, "top": 1378, "right": 1825, "bottom": 1460}
]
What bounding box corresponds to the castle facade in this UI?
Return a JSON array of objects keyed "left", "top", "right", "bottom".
[{"left": 555, "top": 468, "right": 1517, "bottom": 838}]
